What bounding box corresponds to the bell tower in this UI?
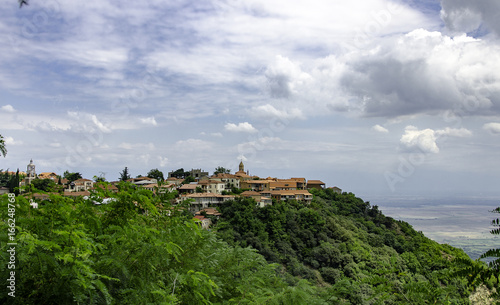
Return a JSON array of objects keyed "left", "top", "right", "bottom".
[
  {"left": 239, "top": 160, "right": 244, "bottom": 172},
  {"left": 25, "top": 159, "right": 37, "bottom": 185}
]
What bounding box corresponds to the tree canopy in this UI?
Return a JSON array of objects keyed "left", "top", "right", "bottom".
[{"left": 147, "top": 168, "right": 164, "bottom": 182}]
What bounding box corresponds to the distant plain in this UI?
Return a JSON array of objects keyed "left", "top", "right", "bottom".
[{"left": 370, "top": 196, "right": 500, "bottom": 260}]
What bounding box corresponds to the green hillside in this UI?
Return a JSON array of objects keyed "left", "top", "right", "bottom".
[
  {"left": 1, "top": 186, "right": 497, "bottom": 304},
  {"left": 215, "top": 188, "right": 496, "bottom": 304}
]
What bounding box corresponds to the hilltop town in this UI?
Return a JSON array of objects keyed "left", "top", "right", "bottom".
[{"left": 0, "top": 159, "right": 342, "bottom": 216}]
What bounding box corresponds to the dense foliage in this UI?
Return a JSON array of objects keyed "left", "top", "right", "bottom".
[
  {"left": 0, "top": 187, "right": 321, "bottom": 304},
  {"left": 216, "top": 188, "right": 478, "bottom": 304},
  {"left": 1, "top": 185, "right": 495, "bottom": 304}
]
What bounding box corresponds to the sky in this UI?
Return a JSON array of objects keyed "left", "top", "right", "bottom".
[{"left": 1, "top": 0, "right": 500, "bottom": 199}]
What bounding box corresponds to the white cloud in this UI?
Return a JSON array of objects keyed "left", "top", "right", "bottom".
[
  {"left": 4, "top": 136, "right": 22, "bottom": 146},
  {"left": 441, "top": 0, "right": 500, "bottom": 36},
  {"left": 483, "top": 122, "right": 500, "bottom": 134},
  {"left": 158, "top": 156, "right": 169, "bottom": 167},
  {"left": 140, "top": 117, "right": 157, "bottom": 126},
  {"left": 400, "top": 126, "right": 440, "bottom": 154},
  {"left": 224, "top": 122, "right": 258, "bottom": 133},
  {"left": 435, "top": 127, "right": 472, "bottom": 137},
  {"left": 251, "top": 104, "right": 304, "bottom": 120},
  {"left": 372, "top": 124, "right": 389, "bottom": 133},
  {"left": 400, "top": 126, "right": 472, "bottom": 154},
  {"left": 173, "top": 139, "right": 213, "bottom": 153},
  {"left": 1, "top": 105, "right": 15, "bottom": 113}
]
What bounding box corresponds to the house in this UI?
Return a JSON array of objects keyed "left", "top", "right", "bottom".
[
  {"left": 269, "top": 180, "right": 298, "bottom": 191},
  {"left": 197, "top": 179, "right": 226, "bottom": 194},
  {"left": 166, "top": 177, "right": 184, "bottom": 186},
  {"left": 127, "top": 177, "right": 157, "bottom": 185},
  {"left": 211, "top": 173, "right": 241, "bottom": 189},
  {"left": 195, "top": 207, "right": 222, "bottom": 219},
  {"left": 178, "top": 183, "right": 198, "bottom": 194},
  {"left": 289, "top": 178, "right": 306, "bottom": 190},
  {"left": 38, "top": 172, "right": 58, "bottom": 181},
  {"left": 328, "top": 186, "right": 342, "bottom": 194},
  {"left": 178, "top": 193, "right": 235, "bottom": 213},
  {"left": 66, "top": 179, "right": 94, "bottom": 192},
  {"left": 240, "top": 180, "right": 271, "bottom": 192},
  {"left": 193, "top": 215, "right": 212, "bottom": 230},
  {"left": 240, "top": 190, "right": 272, "bottom": 207},
  {"left": 261, "top": 189, "right": 313, "bottom": 203},
  {"left": 140, "top": 183, "right": 176, "bottom": 194},
  {"left": 306, "top": 180, "right": 325, "bottom": 190}
]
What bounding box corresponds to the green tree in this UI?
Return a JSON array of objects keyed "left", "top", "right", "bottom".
[
  {"left": 8, "top": 169, "right": 20, "bottom": 195},
  {"left": 119, "top": 167, "right": 131, "bottom": 181},
  {"left": 63, "top": 171, "right": 82, "bottom": 183},
  {"left": 214, "top": 166, "right": 231, "bottom": 175},
  {"left": 147, "top": 168, "right": 164, "bottom": 182},
  {"left": 31, "top": 178, "right": 56, "bottom": 192},
  {"left": 0, "top": 134, "right": 6, "bottom": 157}
]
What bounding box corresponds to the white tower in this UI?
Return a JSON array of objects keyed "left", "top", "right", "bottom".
[{"left": 25, "top": 159, "right": 37, "bottom": 185}]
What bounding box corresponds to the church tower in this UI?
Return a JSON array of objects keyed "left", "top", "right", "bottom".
[
  {"left": 25, "top": 159, "right": 37, "bottom": 185},
  {"left": 239, "top": 160, "right": 244, "bottom": 172}
]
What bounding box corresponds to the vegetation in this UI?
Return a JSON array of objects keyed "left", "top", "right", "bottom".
[
  {"left": 63, "top": 171, "right": 82, "bottom": 183},
  {"left": 215, "top": 189, "right": 479, "bottom": 304},
  {"left": 119, "top": 167, "right": 131, "bottom": 182},
  {"left": 1, "top": 183, "right": 496, "bottom": 304},
  {"left": 214, "top": 167, "right": 231, "bottom": 176},
  {"left": 455, "top": 207, "right": 500, "bottom": 303},
  {"left": 0, "top": 188, "right": 321, "bottom": 304},
  {"left": 147, "top": 168, "right": 165, "bottom": 182},
  {"left": 0, "top": 134, "right": 6, "bottom": 157}
]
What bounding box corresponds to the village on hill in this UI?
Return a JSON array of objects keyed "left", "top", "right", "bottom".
[{"left": 1, "top": 159, "right": 343, "bottom": 223}]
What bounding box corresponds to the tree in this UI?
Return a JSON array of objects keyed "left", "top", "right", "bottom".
[
  {"left": 31, "top": 178, "right": 56, "bottom": 192},
  {"left": 63, "top": 171, "right": 82, "bottom": 183},
  {"left": 119, "top": 167, "right": 131, "bottom": 181},
  {"left": 147, "top": 168, "right": 164, "bottom": 182},
  {"left": 170, "top": 168, "right": 187, "bottom": 179},
  {"left": 214, "top": 166, "right": 231, "bottom": 176},
  {"left": 8, "top": 169, "right": 20, "bottom": 195},
  {"left": 0, "top": 134, "right": 6, "bottom": 157}
]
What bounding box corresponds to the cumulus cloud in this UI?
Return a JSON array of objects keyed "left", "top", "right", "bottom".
[
  {"left": 372, "top": 124, "right": 389, "bottom": 133},
  {"left": 340, "top": 29, "right": 500, "bottom": 118},
  {"left": 265, "top": 55, "right": 311, "bottom": 99},
  {"left": 400, "top": 126, "right": 472, "bottom": 154},
  {"left": 441, "top": 0, "right": 500, "bottom": 36},
  {"left": 250, "top": 104, "right": 304, "bottom": 120},
  {"left": 140, "top": 117, "right": 157, "bottom": 126},
  {"left": 1, "top": 105, "right": 15, "bottom": 113},
  {"left": 4, "top": 136, "right": 23, "bottom": 146},
  {"left": 224, "top": 122, "right": 257, "bottom": 133},
  {"left": 483, "top": 122, "right": 500, "bottom": 134}
]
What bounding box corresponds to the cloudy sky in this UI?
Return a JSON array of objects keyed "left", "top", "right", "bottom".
[{"left": 1, "top": 0, "right": 500, "bottom": 199}]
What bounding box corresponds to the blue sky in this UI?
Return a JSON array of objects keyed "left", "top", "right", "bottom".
[{"left": 1, "top": 0, "right": 500, "bottom": 199}]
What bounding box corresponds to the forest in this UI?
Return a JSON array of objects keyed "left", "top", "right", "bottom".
[{"left": 0, "top": 183, "right": 498, "bottom": 304}]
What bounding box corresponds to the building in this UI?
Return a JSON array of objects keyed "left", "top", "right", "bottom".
[
  {"left": 328, "top": 186, "right": 342, "bottom": 194},
  {"left": 240, "top": 191, "right": 272, "bottom": 207},
  {"left": 22, "top": 159, "right": 37, "bottom": 186},
  {"left": 66, "top": 178, "right": 94, "bottom": 192},
  {"left": 260, "top": 189, "right": 313, "bottom": 203},
  {"left": 178, "top": 193, "right": 235, "bottom": 213},
  {"left": 306, "top": 180, "right": 326, "bottom": 190},
  {"left": 38, "top": 172, "right": 58, "bottom": 181}
]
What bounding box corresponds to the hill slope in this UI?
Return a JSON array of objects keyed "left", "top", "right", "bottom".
[{"left": 215, "top": 188, "right": 474, "bottom": 304}]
